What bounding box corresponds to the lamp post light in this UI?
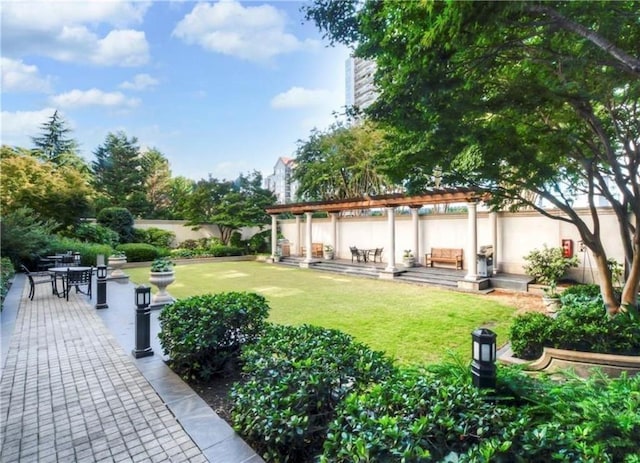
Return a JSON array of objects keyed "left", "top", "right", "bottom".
[
  {"left": 471, "top": 328, "right": 497, "bottom": 389},
  {"left": 95, "top": 265, "right": 108, "bottom": 310},
  {"left": 132, "top": 285, "right": 153, "bottom": 359}
]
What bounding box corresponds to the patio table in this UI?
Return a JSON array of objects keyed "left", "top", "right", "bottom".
[{"left": 48, "top": 266, "right": 93, "bottom": 297}]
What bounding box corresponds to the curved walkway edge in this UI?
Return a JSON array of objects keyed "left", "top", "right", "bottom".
[{"left": 0, "top": 274, "right": 263, "bottom": 463}]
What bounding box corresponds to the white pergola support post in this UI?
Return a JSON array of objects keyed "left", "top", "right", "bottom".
[
  {"left": 411, "top": 207, "right": 420, "bottom": 263},
  {"left": 465, "top": 201, "right": 478, "bottom": 280},
  {"left": 384, "top": 207, "right": 397, "bottom": 273},
  {"left": 295, "top": 214, "right": 302, "bottom": 256},
  {"left": 490, "top": 211, "right": 498, "bottom": 274},
  {"left": 330, "top": 212, "right": 338, "bottom": 257},
  {"left": 304, "top": 212, "right": 313, "bottom": 263},
  {"left": 270, "top": 214, "right": 278, "bottom": 260}
]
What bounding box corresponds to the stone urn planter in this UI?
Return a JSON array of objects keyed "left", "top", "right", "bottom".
[
  {"left": 148, "top": 258, "right": 175, "bottom": 306},
  {"left": 323, "top": 245, "right": 334, "bottom": 260},
  {"left": 402, "top": 251, "right": 416, "bottom": 268},
  {"left": 108, "top": 254, "right": 127, "bottom": 277},
  {"left": 542, "top": 294, "right": 562, "bottom": 314}
]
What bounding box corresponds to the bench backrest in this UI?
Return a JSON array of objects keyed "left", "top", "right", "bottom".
[{"left": 432, "top": 248, "right": 463, "bottom": 258}]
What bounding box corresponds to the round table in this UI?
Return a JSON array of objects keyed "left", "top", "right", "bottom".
[{"left": 48, "top": 266, "right": 93, "bottom": 297}]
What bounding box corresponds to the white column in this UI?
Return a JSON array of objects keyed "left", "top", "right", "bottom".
[
  {"left": 330, "top": 212, "right": 338, "bottom": 257},
  {"left": 305, "top": 212, "right": 313, "bottom": 262},
  {"left": 385, "top": 207, "right": 397, "bottom": 272},
  {"left": 465, "top": 202, "right": 478, "bottom": 280},
  {"left": 490, "top": 211, "right": 498, "bottom": 274},
  {"left": 270, "top": 214, "right": 278, "bottom": 259},
  {"left": 411, "top": 207, "right": 420, "bottom": 263},
  {"left": 295, "top": 215, "right": 302, "bottom": 256}
]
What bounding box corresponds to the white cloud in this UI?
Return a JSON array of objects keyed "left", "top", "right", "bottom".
[
  {"left": 49, "top": 89, "right": 140, "bottom": 109},
  {"left": 271, "top": 87, "right": 333, "bottom": 109},
  {"left": 172, "top": 0, "right": 319, "bottom": 63},
  {"left": 1, "top": 1, "right": 150, "bottom": 67},
  {"left": 1, "top": 58, "right": 52, "bottom": 93},
  {"left": 119, "top": 73, "right": 159, "bottom": 91},
  {"left": 1, "top": 108, "right": 58, "bottom": 145}
]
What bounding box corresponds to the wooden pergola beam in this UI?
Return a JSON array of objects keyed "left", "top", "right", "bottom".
[{"left": 265, "top": 188, "right": 490, "bottom": 215}]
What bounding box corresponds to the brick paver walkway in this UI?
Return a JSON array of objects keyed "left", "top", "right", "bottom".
[{"left": 0, "top": 281, "right": 208, "bottom": 462}]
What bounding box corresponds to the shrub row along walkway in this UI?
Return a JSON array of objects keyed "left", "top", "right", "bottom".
[{"left": 0, "top": 275, "right": 262, "bottom": 463}]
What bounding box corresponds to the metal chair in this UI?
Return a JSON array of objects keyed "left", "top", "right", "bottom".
[
  {"left": 60, "top": 254, "right": 75, "bottom": 266},
  {"left": 62, "top": 267, "right": 93, "bottom": 300},
  {"left": 21, "top": 265, "right": 55, "bottom": 300},
  {"left": 370, "top": 248, "right": 383, "bottom": 263},
  {"left": 350, "top": 246, "right": 365, "bottom": 263}
]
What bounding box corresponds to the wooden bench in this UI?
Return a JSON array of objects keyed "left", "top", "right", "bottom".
[
  {"left": 425, "top": 248, "right": 463, "bottom": 270},
  {"left": 301, "top": 243, "right": 324, "bottom": 258}
]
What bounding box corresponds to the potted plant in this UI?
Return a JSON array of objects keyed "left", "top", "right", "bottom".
[
  {"left": 402, "top": 250, "right": 416, "bottom": 268},
  {"left": 523, "top": 245, "right": 579, "bottom": 313},
  {"left": 108, "top": 251, "right": 127, "bottom": 277},
  {"left": 149, "top": 257, "right": 175, "bottom": 305},
  {"left": 323, "top": 245, "right": 334, "bottom": 260}
]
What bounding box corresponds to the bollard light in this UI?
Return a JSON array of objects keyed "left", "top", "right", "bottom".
[
  {"left": 95, "top": 265, "right": 108, "bottom": 310},
  {"left": 471, "top": 328, "right": 497, "bottom": 389},
  {"left": 135, "top": 285, "right": 152, "bottom": 308},
  {"left": 132, "top": 285, "right": 153, "bottom": 358}
]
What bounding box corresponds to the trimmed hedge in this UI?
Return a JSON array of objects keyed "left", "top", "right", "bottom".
[
  {"left": 158, "top": 292, "right": 270, "bottom": 380},
  {"left": 231, "top": 324, "right": 394, "bottom": 462},
  {"left": 115, "top": 243, "right": 161, "bottom": 262}
]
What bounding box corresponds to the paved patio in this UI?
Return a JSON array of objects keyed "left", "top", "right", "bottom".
[{"left": 0, "top": 273, "right": 263, "bottom": 462}]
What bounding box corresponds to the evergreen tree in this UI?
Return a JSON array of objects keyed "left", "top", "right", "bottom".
[{"left": 31, "top": 110, "right": 87, "bottom": 171}]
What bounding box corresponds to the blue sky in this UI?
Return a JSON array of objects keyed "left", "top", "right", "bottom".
[{"left": 1, "top": 0, "right": 350, "bottom": 181}]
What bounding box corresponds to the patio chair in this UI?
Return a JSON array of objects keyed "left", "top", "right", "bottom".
[
  {"left": 350, "top": 246, "right": 364, "bottom": 263},
  {"left": 62, "top": 267, "right": 93, "bottom": 301},
  {"left": 22, "top": 265, "right": 55, "bottom": 300},
  {"left": 60, "top": 254, "right": 76, "bottom": 266},
  {"left": 370, "top": 247, "right": 383, "bottom": 263}
]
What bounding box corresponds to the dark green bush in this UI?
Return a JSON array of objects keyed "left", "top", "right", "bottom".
[
  {"left": 179, "top": 239, "right": 199, "bottom": 250},
  {"left": 231, "top": 324, "right": 394, "bottom": 462},
  {"left": 1, "top": 257, "right": 15, "bottom": 310},
  {"left": 115, "top": 243, "right": 160, "bottom": 262},
  {"left": 209, "top": 244, "right": 244, "bottom": 257},
  {"left": 170, "top": 248, "right": 196, "bottom": 258},
  {"left": 143, "top": 227, "right": 175, "bottom": 248},
  {"left": 321, "top": 368, "right": 514, "bottom": 462},
  {"left": 247, "top": 229, "right": 270, "bottom": 254},
  {"left": 509, "top": 312, "right": 552, "bottom": 359},
  {"left": 72, "top": 222, "right": 119, "bottom": 246},
  {"left": 510, "top": 285, "right": 640, "bottom": 359},
  {"left": 0, "top": 207, "right": 58, "bottom": 267},
  {"left": 158, "top": 292, "right": 270, "bottom": 381},
  {"left": 96, "top": 207, "right": 134, "bottom": 243},
  {"left": 47, "top": 236, "right": 112, "bottom": 267}
]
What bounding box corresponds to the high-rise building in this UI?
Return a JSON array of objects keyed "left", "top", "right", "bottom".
[
  {"left": 345, "top": 56, "right": 378, "bottom": 112},
  {"left": 264, "top": 157, "right": 298, "bottom": 204}
]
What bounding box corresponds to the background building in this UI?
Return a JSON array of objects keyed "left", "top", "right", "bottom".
[
  {"left": 345, "top": 56, "right": 378, "bottom": 113},
  {"left": 264, "top": 157, "right": 298, "bottom": 204}
]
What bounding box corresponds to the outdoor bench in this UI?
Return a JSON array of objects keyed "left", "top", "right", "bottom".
[
  {"left": 301, "top": 243, "right": 324, "bottom": 258},
  {"left": 425, "top": 248, "right": 464, "bottom": 270}
]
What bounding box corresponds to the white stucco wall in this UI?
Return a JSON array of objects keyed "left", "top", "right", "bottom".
[{"left": 278, "top": 208, "right": 625, "bottom": 284}]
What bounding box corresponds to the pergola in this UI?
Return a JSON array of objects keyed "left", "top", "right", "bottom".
[{"left": 265, "top": 187, "right": 497, "bottom": 282}]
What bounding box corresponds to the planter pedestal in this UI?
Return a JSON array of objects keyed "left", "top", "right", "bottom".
[
  {"left": 149, "top": 271, "right": 175, "bottom": 308},
  {"left": 108, "top": 256, "right": 127, "bottom": 277}
]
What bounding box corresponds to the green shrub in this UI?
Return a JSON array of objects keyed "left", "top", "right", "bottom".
[
  {"left": 523, "top": 245, "right": 578, "bottom": 295},
  {"left": 179, "top": 239, "right": 199, "bottom": 250},
  {"left": 170, "top": 248, "right": 196, "bottom": 258},
  {"left": 115, "top": 243, "right": 160, "bottom": 262},
  {"left": 96, "top": 207, "right": 134, "bottom": 243},
  {"left": 247, "top": 229, "right": 270, "bottom": 254},
  {"left": 509, "top": 312, "right": 552, "bottom": 359},
  {"left": 510, "top": 285, "right": 640, "bottom": 358},
  {"left": 72, "top": 222, "right": 119, "bottom": 246},
  {"left": 144, "top": 227, "right": 175, "bottom": 248},
  {"left": 47, "top": 236, "right": 112, "bottom": 267},
  {"left": 158, "top": 292, "right": 270, "bottom": 381},
  {"left": 231, "top": 324, "right": 394, "bottom": 462},
  {"left": 0, "top": 207, "right": 58, "bottom": 267},
  {"left": 321, "top": 368, "right": 514, "bottom": 462},
  {"left": 209, "top": 244, "right": 244, "bottom": 257},
  {"left": 1, "top": 257, "right": 16, "bottom": 310}
]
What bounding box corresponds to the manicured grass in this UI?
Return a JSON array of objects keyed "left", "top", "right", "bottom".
[{"left": 126, "top": 261, "right": 517, "bottom": 365}]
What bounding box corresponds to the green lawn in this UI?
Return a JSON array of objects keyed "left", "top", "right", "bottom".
[{"left": 126, "top": 261, "right": 517, "bottom": 365}]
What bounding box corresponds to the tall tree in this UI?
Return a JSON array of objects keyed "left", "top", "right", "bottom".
[
  {"left": 31, "top": 110, "right": 87, "bottom": 171},
  {"left": 184, "top": 171, "right": 275, "bottom": 244},
  {"left": 1, "top": 145, "right": 93, "bottom": 229},
  {"left": 91, "top": 132, "right": 150, "bottom": 217},
  {"left": 141, "top": 148, "right": 172, "bottom": 219},
  {"left": 293, "top": 121, "right": 395, "bottom": 201},
  {"left": 166, "top": 176, "right": 195, "bottom": 219},
  {"left": 305, "top": 0, "right": 640, "bottom": 314}
]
